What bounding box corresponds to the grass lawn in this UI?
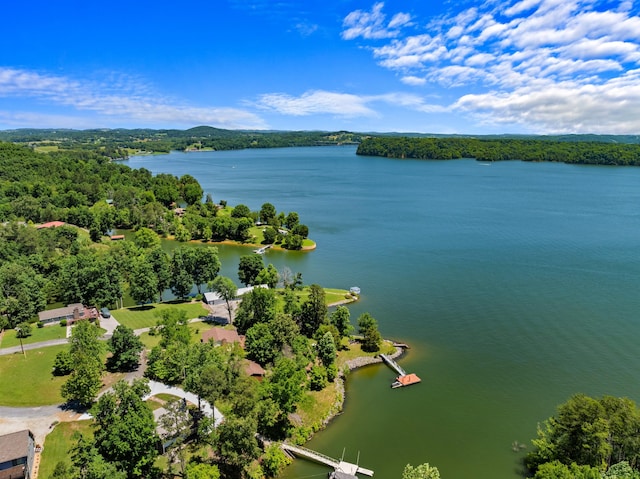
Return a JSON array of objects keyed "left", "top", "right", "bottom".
[
  {"left": 114, "top": 301, "right": 209, "bottom": 330},
  {"left": 336, "top": 339, "right": 396, "bottom": 369},
  {"left": 296, "top": 383, "right": 341, "bottom": 433},
  {"left": 0, "top": 345, "right": 67, "bottom": 406},
  {"left": 0, "top": 325, "right": 67, "bottom": 349},
  {"left": 39, "top": 420, "right": 93, "bottom": 479},
  {"left": 139, "top": 321, "right": 211, "bottom": 349},
  {"left": 276, "top": 286, "right": 352, "bottom": 307}
]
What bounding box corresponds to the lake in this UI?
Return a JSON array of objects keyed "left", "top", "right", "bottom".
[{"left": 126, "top": 146, "right": 640, "bottom": 479}]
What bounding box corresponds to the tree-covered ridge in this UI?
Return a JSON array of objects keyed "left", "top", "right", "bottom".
[
  {"left": 0, "top": 127, "right": 362, "bottom": 155},
  {"left": 356, "top": 136, "right": 640, "bottom": 165}
]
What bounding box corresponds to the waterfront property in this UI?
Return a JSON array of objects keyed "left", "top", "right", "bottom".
[
  {"left": 0, "top": 430, "right": 35, "bottom": 479},
  {"left": 37, "top": 303, "right": 99, "bottom": 325},
  {"left": 203, "top": 284, "right": 268, "bottom": 306}
]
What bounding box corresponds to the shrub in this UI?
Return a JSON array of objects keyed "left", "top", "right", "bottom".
[
  {"left": 60, "top": 319, "right": 67, "bottom": 327},
  {"left": 37, "top": 321, "right": 44, "bottom": 328}
]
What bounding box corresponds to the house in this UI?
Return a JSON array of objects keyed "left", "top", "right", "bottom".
[
  {"left": 0, "top": 430, "right": 35, "bottom": 479},
  {"left": 203, "top": 291, "right": 223, "bottom": 306},
  {"left": 37, "top": 303, "right": 100, "bottom": 326},
  {"left": 243, "top": 359, "right": 265, "bottom": 378},
  {"left": 203, "top": 284, "right": 268, "bottom": 306},
  {"left": 36, "top": 221, "right": 65, "bottom": 229},
  {"left": 201, "top": 327, "right": 245, "bottom": 348}
]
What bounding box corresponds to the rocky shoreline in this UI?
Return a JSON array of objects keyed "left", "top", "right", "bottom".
[{"left": 319, "top": 342, "right": 407, "bottom": 430}]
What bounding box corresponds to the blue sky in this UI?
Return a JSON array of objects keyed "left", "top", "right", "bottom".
[{"left": 1, "top": 0, "right": 640, "bottom": 134}]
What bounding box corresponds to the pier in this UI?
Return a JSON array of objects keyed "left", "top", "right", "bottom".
[
  {"left": 253, "top": 244, "right": 272, "bottom": 254},
  {"left": 380, "top": 353, "right": 421, "bottom": 388},
  {"left": 281, "top": 443, "right": 374, "bottom": 477}
]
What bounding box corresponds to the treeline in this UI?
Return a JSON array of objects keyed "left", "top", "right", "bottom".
[
  {"left": 525, "top": 393, "right": 640, "bottom": 478},
  {"left": 356, "top": 136, "right": 640, "bottom": 166},
  {"left": 0, "top": 127, "right": 362, "bottom": 155}
]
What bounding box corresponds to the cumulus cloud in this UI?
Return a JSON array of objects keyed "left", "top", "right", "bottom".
[
  {"left": 343, "top": 0, "right": 640, "bottom": 133},
  {"left": 342, "top": 2, "right": 412, "bottom": 40},
  {"left": 0, "top": 67, "right": 267, "bottom": 129}
]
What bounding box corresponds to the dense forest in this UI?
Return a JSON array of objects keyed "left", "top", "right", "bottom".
[{"left": 356, "top": 136, "right": 640, "bottom": 165}]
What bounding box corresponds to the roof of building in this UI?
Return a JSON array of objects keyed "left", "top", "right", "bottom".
[
  {"left": 202, "top": 327, "right": 242, "bottom": 345},
  {"left": 37, "top": 303, "right": 99, "bottom": 322},
  {"left": 243, "top": 359, "right": 266, "bottom": 377},
  {"left": 397, "top": 373, "right": 422, "bottom": 386},
  {"left": 203, "top": 291, "right": 222, "bottom": 303},
  {"left": 0, "top": 430, "right": 33, "bottom": 463},
  {"left": 36, "top": 221, "right": 66, "bottom": 229}
]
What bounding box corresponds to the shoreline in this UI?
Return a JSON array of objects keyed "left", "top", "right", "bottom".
[{"left": 315, "top": 341, "right": 407, "bottom": 431}]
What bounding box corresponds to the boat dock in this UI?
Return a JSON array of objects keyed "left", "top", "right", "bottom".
[
  {"left": 380, "top": 353, "right": 421, "bottom": 388},
  {"left": 281, "top": 443, "right": 374, "bottom": 477},
  {"left": 253, "top": 244, "right": 272, "bottom": 254}
]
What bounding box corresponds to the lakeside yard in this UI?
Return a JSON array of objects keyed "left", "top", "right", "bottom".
[{"left": 113, "top": 301, "right": 209, "bottom": 330}]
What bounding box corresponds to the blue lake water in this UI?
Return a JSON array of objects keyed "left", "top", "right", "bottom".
[{"left": 127, "top": 146, "right": 640, "bottom": 478}]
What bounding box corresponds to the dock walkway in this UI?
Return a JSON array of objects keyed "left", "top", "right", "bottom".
[
  {"left": 281, "top": 443, "right": 374, "bottom": 476},
  {"left": 380, "top": 353, "right": 406, "bottom": 377}
]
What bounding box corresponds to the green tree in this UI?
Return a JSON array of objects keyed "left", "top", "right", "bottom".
[
  {"left": 15, "top": 321, "right": 32, "bottom": 338},
  {"left": 357, "top": 312, "right": 382, "bottom": 352},
  {"left": 317, "top": 331, "right": 337, "bottom": 367},
  {"left": 262, "top": 226, "right": 277, "bottom": 244},
  {"left": 92, "top": 379, "right": 159, "bottom": 478},
  {"left": 231, "top": 204, "right": 251, "bottom": 218},
  {"left": 71, "top": 433, "right": 127, "bottom": 479},
  {"left": 170, "top": 246, "right": 196, "bottom": 299},
  {"left": 185, "top": 462, "right": 220, "bottom": 479},
  {"left": 215, "top": 415, "right": 260, "bottom": 474},
  {"left": 0, "top": 262, "right": 46, "bottom": 327},
  {"left": 108, "top": 325, "right": 144, "bottom": 372},
  {"left": 234, "top": 286, "right": 277, "bottom": 334},
  {"left": 159, "top": 398, "right": 192, "bottom": 477},
  {"left": 179, "top": 174, "right": 204, "bottom": 206},
  {"left": 245, "top": 322, "right": 279, "bottom": 365},
  {"left": 209, "top": 276, "right": 237, "bottom": 324},
  {"left": 128, "top": 260, "right": 158, "bottom": 305},
  {"left": 192, "top": 247, "right": 220, "bottom": 294},
  {"left": 146, "top": 247, "right": 171, "bottom": 302},
  {"left": 284, "top": 212, "right": 299, "bottom": 230},
  {"left": 263, "top": 357, "right": 306, "bottom": 416},
  {"left": 255, "top": 264, "right": 279, "bottom": 289},
  {"left": 262, "top": 443, "right": 292, "bottom": 477},
  {"left": 238, "top": 254, "right": 264, "bottom": 286},
  {"left": 298, "top": 284, "right": 327, "bottom": 337},
  {"left": 402, "top": 463, "right": 441, "bottom": 479},
  {"left": 62, "top": 320, "right": 105, "bottom": 406},
  {"left": 61, "top": 354, "right": 103, "bottom": 408},
  {"left": 533, "top": 461, "right": 601, "bottom": 479},
  {"left": 330, "top": 305, "right": 353, "bottom": 338},
  {"left": 133, "top": 227, "right": 160, "bottom": 250},
  {"left": 526, "top": 394, "right": 640, "bottom": 474},
  {"left": 259, "top": 202, "right": 277, "bottom": 224},
  {"left": 53, "top": 350, "right": 74, "bottom": 376}
]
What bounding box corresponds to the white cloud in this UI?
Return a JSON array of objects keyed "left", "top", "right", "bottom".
[
  {"left": 0, "top": 67, "right": 267, "bottom": 129},
  {"left": 255, "top": 89, "right": 446, "bottom": 116},
  {"left": 341, "top": 2, "right": 412, "bottom": 40},
  {"left": 401, "top": 75, "right": 427, "bottom": 86},
  {"left": 256, "top": 90, "right": 377, "bottom": 117},
  {"left": 344, "top": 0, "right": 640, "bottom": 133}
]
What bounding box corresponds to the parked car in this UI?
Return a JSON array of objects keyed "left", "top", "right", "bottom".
[{"left": 100, "top": 307, "right": 111, "bottom": 318}]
